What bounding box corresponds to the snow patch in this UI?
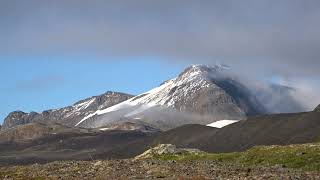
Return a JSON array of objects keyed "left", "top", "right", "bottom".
[
  {"left": 206, "top": 120, "right": 240, "bottom": 128},
  {"left": 99, "top": 127, "right": 110, "bottom": 131}
]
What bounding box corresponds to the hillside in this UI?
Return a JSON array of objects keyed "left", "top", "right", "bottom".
[
  {"left": 152, "top": 110, "right": 320, "bottom": 152},
  {"left": 0, "top": 123, "right": 156, "bottom": 165}
]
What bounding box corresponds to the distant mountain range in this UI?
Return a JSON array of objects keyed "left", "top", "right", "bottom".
[
  {"left": 1, "top": 64, "right": 306, "bottom": 131},
  {"left": 2, "top": 65, "right": 263, "bottom": 130}
]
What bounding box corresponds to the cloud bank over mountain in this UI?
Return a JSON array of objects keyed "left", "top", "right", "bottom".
[
  {"left": 1, "top": 0, "right": 320, "bottom": 110},
  {"left": 1, "top": 1, "right": 319, "bottom": 75}
]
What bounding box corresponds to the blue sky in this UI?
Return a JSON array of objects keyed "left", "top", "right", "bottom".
[{"left": 0, "top": 57, "right": 186, "bottom": 123}]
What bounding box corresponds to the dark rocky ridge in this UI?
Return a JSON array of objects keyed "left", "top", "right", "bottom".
[
  {"left": 315, "top": 104, "right": 320, "bottom": 112},
  {"left": 2, "top": 91, "right": 134, "bottom": 130}
]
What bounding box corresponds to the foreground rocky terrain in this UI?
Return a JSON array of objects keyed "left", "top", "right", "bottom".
[
  {"left": 1, "top": 159, "right": 319, "bottom": 180},
  {"left": 1, "top": 142, "right": 320, "bottom": 179}
]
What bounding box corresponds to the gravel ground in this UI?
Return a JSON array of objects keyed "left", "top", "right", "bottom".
[{"left": 1, "top": 159, "right": 319, "bottom": 180}]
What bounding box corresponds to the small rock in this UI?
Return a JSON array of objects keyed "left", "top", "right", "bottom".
[
  {"left": 93, "top": 161, "right": 102, "bottom": 167},
  {"left": 135, "top": 144, "right": 203, "bottom": 160}
]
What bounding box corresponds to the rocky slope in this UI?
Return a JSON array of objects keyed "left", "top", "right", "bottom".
[
  {"left": 1, "top": 91, "right": 134, "bottom": 130},
  {"left": 77, "top": 65, "right": 266, "bottom": 130},
  {"left": 315, "top": 104, "right": 320, "bottom": 112}
]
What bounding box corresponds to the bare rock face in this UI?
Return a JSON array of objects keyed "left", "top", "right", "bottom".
[
  {"left": 2, "top": 111, "right": 33, "bottom": 130},
  {"left": 1, "top": 91, "right": 134, "bottom": 130},
  {"left": 315, "top": 105, "right": 320, "bottom": 112}
]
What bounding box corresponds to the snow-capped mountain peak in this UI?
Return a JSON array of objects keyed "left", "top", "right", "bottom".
[
  {"left": 75, "top": 64, "right": 257, "bottom": 129},
  {"left": 79, "top": 65, "right": 227, "bottom": 121},
  {"left": 76, "top": 65, "right": 229, "bottom": 126}
]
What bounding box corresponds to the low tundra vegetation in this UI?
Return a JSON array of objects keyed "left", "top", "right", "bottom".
[{"left": 156, "top": 143, "right": 320, "bottom": 171}]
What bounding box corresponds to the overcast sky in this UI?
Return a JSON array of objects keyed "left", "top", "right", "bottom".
[{"left": 0, "top": 0, "right": 320, "bottom": 121}]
